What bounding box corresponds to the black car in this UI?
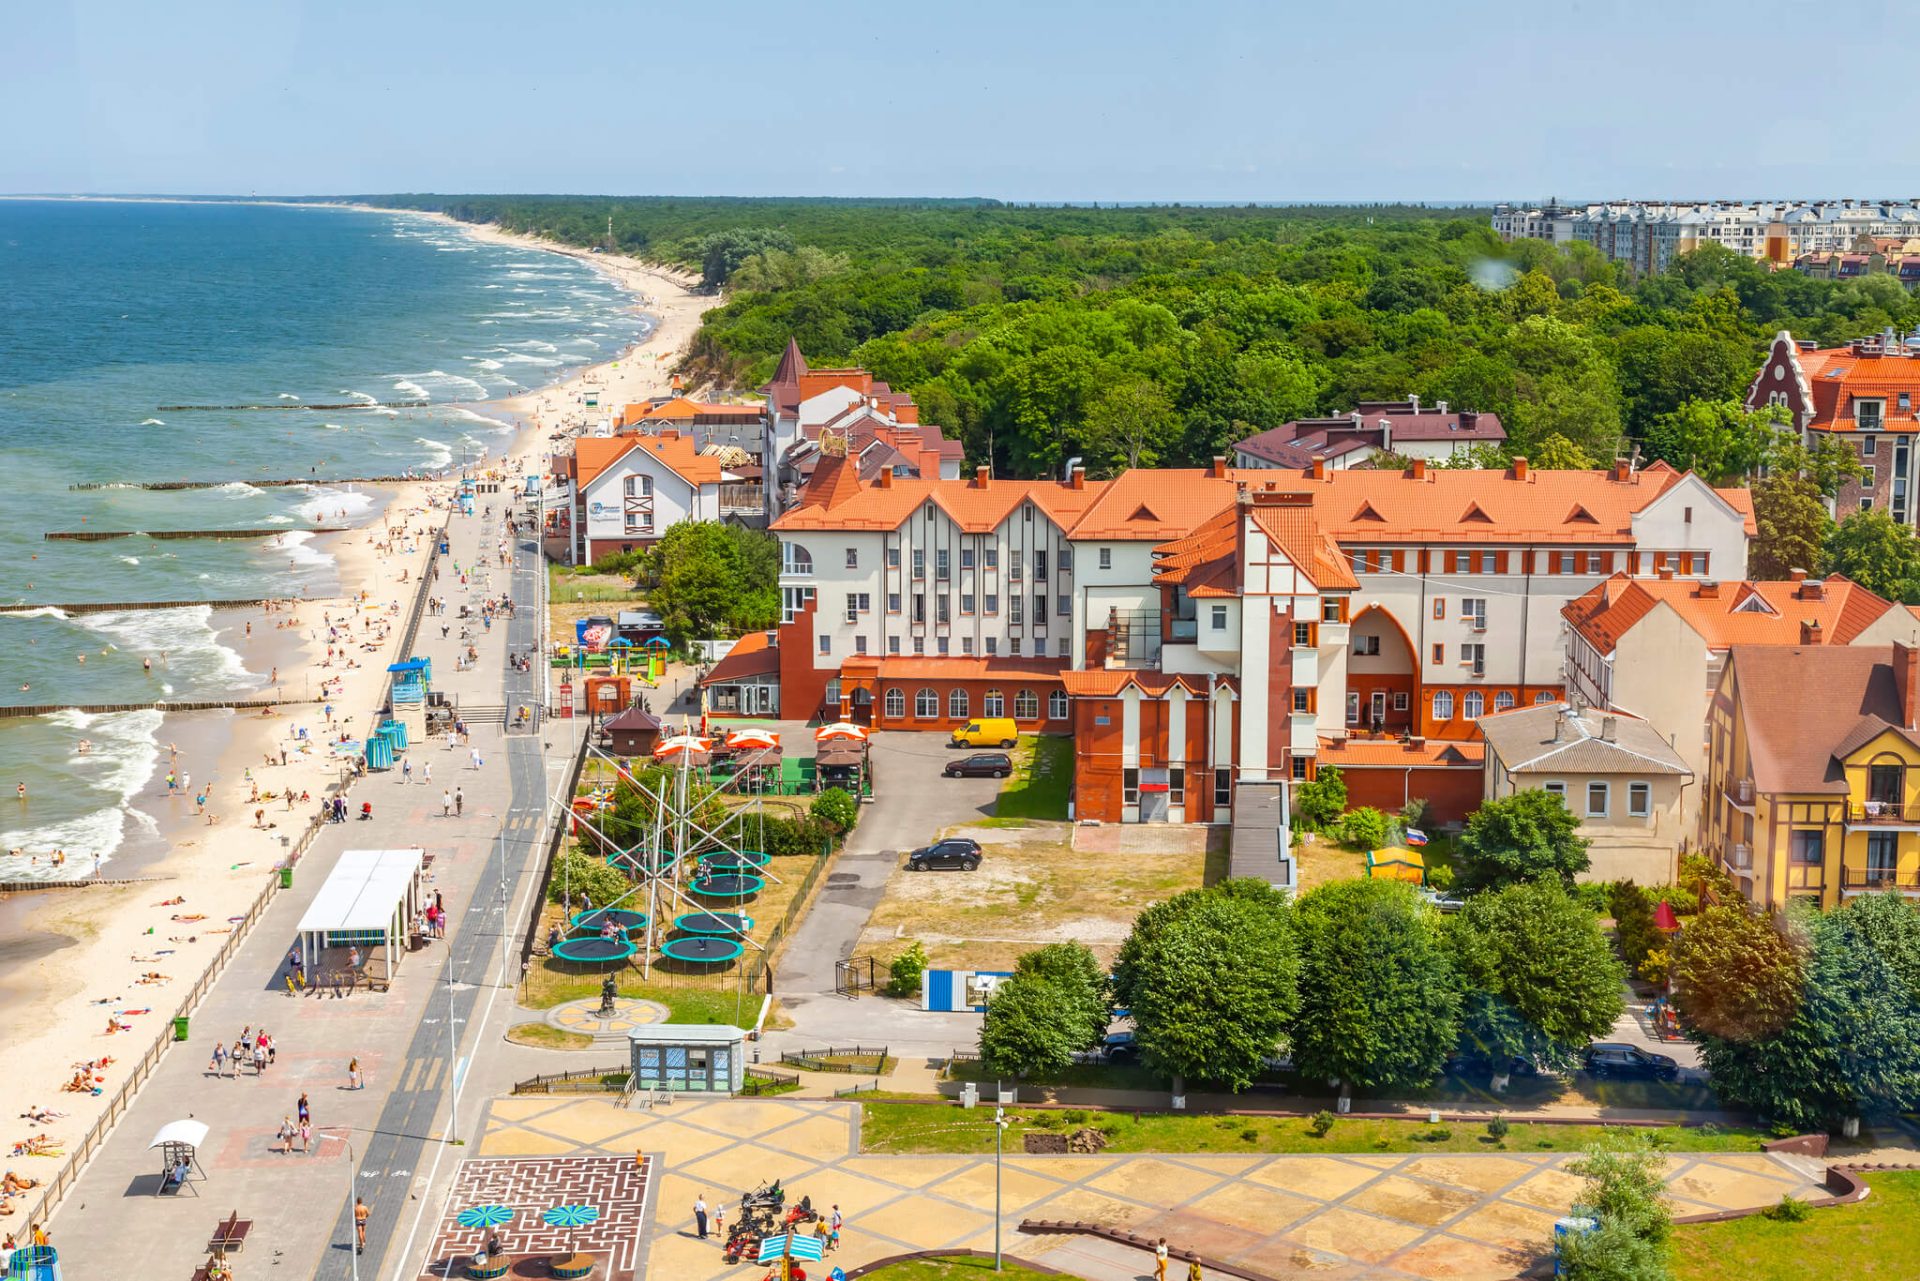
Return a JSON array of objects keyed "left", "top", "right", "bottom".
[
  {"left": 943, "top": 753, "right": 1012, "bottom": 779},
  {"left": 1582, "top": 1042, "right": 1679, "bottom": 1081},
  {"left": 1444, "top": 1050, "right": 1541, "bottom": 1081},
  {"left": 906, "top": 838, "right": 983, "bottom": 871}
]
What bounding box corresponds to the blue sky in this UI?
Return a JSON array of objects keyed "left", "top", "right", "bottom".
[{"left": 1, "top": 0, "right": 1904, "bottom": 202}]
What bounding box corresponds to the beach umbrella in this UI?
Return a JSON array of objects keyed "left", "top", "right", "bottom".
[
  {"left": 456, "top": 1205, "right": 515, "bottom": 1230},
  {"left": 814, "top": 722, "right": 867, "bottom": 742},
  {"left": 725, "top": 728, "right": 780, "bottom": 751},
  {"left": 758, "top": 1232, "right": 826, "bottom": 1263},
  {"left": 542, "top": 1203, "right": 600, "bottom": 1251},
  {"left": 653, "top": 734, "right": 712, "bottom": 762},
  {"left": 1653, "top": 900, "right": 1681, "bottom": 933}
]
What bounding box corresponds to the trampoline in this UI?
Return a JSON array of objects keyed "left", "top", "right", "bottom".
[
  {"left": 689, "top": 874, "right": 765, "bottom": 899},
  {"left": 701, "top": 848, "right": 770, "bottom": 874},
  {"left": 659, "top": 936, "right": 744, "bottom": 964},
  {"left": 549, "top": 936, "right": 637, "bottom": 965},
  {"left": 570, "top": 907, "right": 648, "bottom": 936},
  {"left": 673, "top": 911, "right": 756, "bottom": 936},
  {"left": 609, "top": 848, "right": 677, "bottom": 875}
]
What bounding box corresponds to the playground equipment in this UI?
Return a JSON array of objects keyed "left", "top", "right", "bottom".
[
  {"left": 550, "top": 936, "right": 637, "bottom": 966},
  {"left": 659, "top": 936, "right": 744, "bottom": 965}
]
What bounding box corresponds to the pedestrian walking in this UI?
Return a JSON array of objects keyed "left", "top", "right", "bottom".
[
  {"left": 402, "top": 757, "right": 412, "bottom": 784},
  {"left": 423, "top": 760, "right": 432, "bottom": 785},
  {"left": 1187, "top": 1258, "right": 1203, "bottom": 1281},
  {"left": 209, "top": 1042, "right": 226, "bottom": 1077},
  {"left": 829, "top": 1204, "right": 842, "bottom": 1252},
  {"left": 299, "top": 1121, "right": 312, "bottom": 1154},
  {"left": 693, "top": 1193, "right": 708, "bottom": 1239},
  {"left": 713, "top": 1203, "right": 725, "bottom": 1244},
  {"left": 253, "top": 1043, "right": 266, "bottom": 1075},
  {"left": 1155, "top": 1239, "right": 1169, "bottom": 1281},
  {"left": 297, "top": 1092, "right": 310, "bottom": 1126},
  {"left": 470, "top": 747, "right": 482, "bottom": 771},
  {"left": 355, "top": 1197, "right": 369, "bottom": 1253},
  {"left": 277, "top": 1116, "right": 295, "bottom": 1153},
  {"left": 267, "top": 1032, "right": 276, "bottom": 1066},
  {"left": 442, "top": 789, "right": 452, "bottom": 817},
  {"left": 454, "top": 787, "right": 464, "bottom": 816},
  {"left": 348, "top": 1056, "right": 363, "bottom": 1090}
]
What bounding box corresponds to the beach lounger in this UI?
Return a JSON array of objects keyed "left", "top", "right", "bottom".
[{"left": 208, "top": 1211, "right": 252, "bottom": 1253}]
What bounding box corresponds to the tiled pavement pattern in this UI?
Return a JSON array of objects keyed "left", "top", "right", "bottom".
[
  {"left": 548, "top": 996, "right": 671, "bottom": 1041},
  {"left": 473, "top": 1097, "right": 1829, "bottom": 1281},
  {"left": 421, "top": 1155, "right": 652, "bottom": 1279}
]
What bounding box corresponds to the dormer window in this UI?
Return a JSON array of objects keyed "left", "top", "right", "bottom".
[{"left": 1859, "top": 399, "right": 1885, "bottom": 431}]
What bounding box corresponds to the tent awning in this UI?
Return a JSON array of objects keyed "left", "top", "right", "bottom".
[
  {"left": 150, "top": 1119, "right": 209, "bottom": 1150},
  {"left": 297, "top": 848, "right": 424, "bottom": 935}
]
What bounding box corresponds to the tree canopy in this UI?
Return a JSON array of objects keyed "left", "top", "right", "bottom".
[
  {"left": 1823, "top": 509, "right": 1920, "bottom": 604},
  {"left": 637, "top": 521, "right": 779, "bottom": 648},
  {"left": 1453, "top": 788, "right": 1591, "bottom": 892},
  {"left": 1446, "top": 881, "right": 1626, "bottom": 1068}
]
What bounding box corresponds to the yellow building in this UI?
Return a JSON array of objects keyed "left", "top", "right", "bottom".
[{"left": 1703, "top": 643, "right": 1920, "bottom": 910}]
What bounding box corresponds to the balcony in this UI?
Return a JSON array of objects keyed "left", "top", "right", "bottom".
[
  {"left": 1726, "top": 778, "right": 1755, "bottom": 810},
  {"left": 1727, "top": 842, "right": 1753, "bottom": 871},
  {"left": 1169, "top": 618, "right": 1199, "bottom": 643},
  {"left": 1842, "top": 865, "right": 1920, "bottom": 892},
  {"left": 1847, "top": 799, "right": 1919, "bottom": 826}
]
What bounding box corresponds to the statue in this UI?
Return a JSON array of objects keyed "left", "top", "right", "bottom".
[{"left": 599, "top": 973, "right": 618, "bottom": 1015}]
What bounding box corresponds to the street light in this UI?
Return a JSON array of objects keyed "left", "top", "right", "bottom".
[{"left": 993, "top": 1106, "right": 1008, "bottom": 1272}]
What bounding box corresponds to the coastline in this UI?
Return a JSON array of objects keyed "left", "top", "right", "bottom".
[{"left": 0, "top": 207, "right": 718, "bottom": 1223}]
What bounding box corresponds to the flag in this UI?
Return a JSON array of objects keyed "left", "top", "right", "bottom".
[{"left": 1404, "top": 828, "right": 1429, "bottom": 847}]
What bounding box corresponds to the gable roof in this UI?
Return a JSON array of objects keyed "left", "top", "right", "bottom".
[
  {"left": 1726, "top": 645, "right": 1911, "bottom": 793},
  {"left": 1564, "top": 573, "right": 1900, "bottom": 654},
  {"left": 1233, "top": 403, "right": 1506, "bottom": 465},
  {"left": 774, "top": 465, "right": 1109, "bottom": 535},
  {"left": 583, "top": 430, "right": 724, "bottom": 489},
  {"left": 698, "top": 630, "right": 779, "bottom": 686},
  {"left": 571, "top": 437, "right": 640, "bottom": 491},
  {"left": 1477, "top": 702, "right": 1691, "bottom": 775}
]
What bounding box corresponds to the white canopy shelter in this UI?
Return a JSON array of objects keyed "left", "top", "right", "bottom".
[
  {"left": 294, "top": 848, "right": 426, "bottom": 974},
  {"left": 148, "top": 1119, "right": 209, "bottom": 1151}
]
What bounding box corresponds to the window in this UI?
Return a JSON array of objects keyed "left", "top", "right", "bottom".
[
  {"left": 1859, "top": 399, "right": 1885, "bottom": 432},
  {"left": 984, "top": 689, "right": 1005, "bottom": 717},
  {"left": 961, "top": 547, "right": 976, "bottom": 570},
  {"left": 1462, "top": 643, "right": 1486, "bottom": 676},
  {"left": 1494, "top": 690, "right": 1514, "bottom": 711},
  {"left": 1014, "top": 688, "right": 1039, "bottom": 719},
  {"left": 984, "top": 548, "right": 999, "bottom": 570},
  {"left": 819, "top": 634, "right": 832, "bottom": 654},
  {"left": 1557, "top": 552, "right": 1576, "bottom": 574},
  {"left": 1010, "top": 596, "right": 1024, "bottom": 624},
  {"left": 912, "top": 594, "right": 925, "bottom": 624},
  {"left": 1298, "top": 688, "right": 1316, "bottom": 714},
  {"left": 1214, "top": 767, "right": 1232, "bottom": 808},
  {"left": 1432, "top": 643, "right": 1445, "bottom": 665},
  {"left": 1034, "top": 594, "right": 1047, "bottom": 626},
  {"left": 911, "top": 549, "right": 926, "bottom": 579},
  {"left": 934, "top": 550, "right": 951, "bottom": 580},
  {"left": 961, "top": 593, "right": 975, "bottom": 615},
  {"left": 1464, "top": 690, "right": 1484, "bottom": 719},
  {"left": 1010, "top": 551, "right": 1024, "bottom": 581},
  {"left": 1863, "top": 435, "right": 1879, "bottom": 458},
  {"left": 1057, "top": 637, "right": 1070, "bottom": 657},
  {"left": 1862, "top": 466, "right": 1877, "bottom": 488},
  {"left": 961, "top": 636, "right": 974, "bottom": 655},
  {"left": 623, "top": 474, "right": 653, "bottom": 497},
  {"left": 887, "top": 546, "right": 900, "bottom": 568},
  {"left": 924, "top": 501, "right": 936, "bottom": 519},
  {"left": 1628, "top": 781, "right": 1651, "bottom": 817},
  {"left": 1354, "top": 635, "right": 1381, "bottom": 657},
  {"left": 1059, "top": 549, "right": 1073, "bottom": 573},
  {"left": 843, "top": 591, "right": 869, "bottom": 622},
  {"left": 1433, "top": 598, "right": 1447, "bottom": 620},
  {"left": 884, "top": 688, "right": 905, "bottom": 718},
  {"left": 1789, "top": 830, "right": 1824, "bottom": 863},
  {"left": 1433, "top": 690, "right": 1454, "bottom": 720},
  {"left": 1212, "top": 605, "right": 1229, "bottom": 629},
  {"left": 845, "top": 547, "right": 858, "bottom": 569},
  {"left": 986, "top": 637, "right": 998, "bottom": 655},
  {"left": 949, "top": 688, "right": 969, "bottom": 719},
  {"left": 914, "top": 688, "right": 938, "bottom": 719},
  {"left": 937, "top": 596, "right": 950, "bottom": 624},
  {"left": 1123, "top": 768, "right": 1140, "bottom": 806},
  {"left": 1534, "top": 691, "right": 1557, "bottom": 704},
  {"left": 887, "top": 636, "right": 900, "bottom": 655},
  {"left": 887, "top": 592, "right": 901, "bottom": 613},
  {"left": 985, "top": 593, "right": 999, "bottom": 615},
  {"left": 1544, "top": 780, "right": 1566, "bottom": 803},
  {"left": 1586, "top": 782, "right": 1610, "bottom": 817},
  {"left": 1048, "top": 689, "right": 1068, "bottom": 719},
  {"left": 1034, "top": 551, "right": 1048, "bottom": 581},
  {"left": 937, "top": 637, "right": 950, "bottom": 654},
  {"left": 1010, "top": 638, "right": 1022, "bottom": 656},
  {"left": 1098, "top": 547, "right": 1112, "bottom": 570},
  {"left": 1461, "top": 598, "right": 1487, "bottom": 629},
  {"left": 912, "top": 637, "right": 925, "bottom": 654},
  {"left": 1294, "top": 622, "right": 1314, "bottom": 647},
  {"left": 855, "top": 635, "right": 867, "bottom": 654},
  {"left": 1169, "top": 766, "right": 1185, "bottom": 806},
  {"left": 1290, "top": 757, "right": 1309, "bottom": 780},
  {"left": 1343, "top": 691, "right": 1358, "bottom": 722},
  {"left": 1393, "top": 692, "right": 1409, "bottom": 711},
  {"left": 782, "top": 542, "right": 813, "bottom": 576},
  {"left": 1586, "top": 552, "right": 1606, "bottom": 574},
  {"left": 1058, "top": 594, "right": 1071, "bottom": 617}
]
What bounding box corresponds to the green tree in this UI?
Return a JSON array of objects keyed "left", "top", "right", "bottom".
[
  {"left": 1668, "top": 902, "right": 1804, "bottom": 1043},
  {"left": 885, "top": 941, "right": 928, "bottom": 999},
  {"left": 1447, "top": 881, "right": 1626, "bottom": 1068},
  {"left": 1112, "top": 880, "right": 1298, "bottom": 1090},
  {"left": 1824, "top": 509, "right": 1920, "bottom": 603},
  {"left": 1642, "top": 399, "right": 1782, "bottom": 484},
  {"left": 1294, "top": 766, "right": 1348, "bottom": 831},
  {"left": 1561, "top": 1136, "right": 1674, "bottom": 1281},
  {"left": 978, "top": 971, "right": 1085, "bottom": 1078},
  {"left": 809, "top": 787, "right": 858, "bottom": 834},
  {"left": 1082, "top": 378, "right": 1181, "bottom": 473},
  {"left": 640, "top": 521, "right": 780, "bottom": 647},
  {"left": 1453, "top": 789, "right": 1591, "bottom": 891},
  {"left": 695, "top": 227, "right": 796, "bottom": 289},
  {"left": 1750, "top": 464, "right": 1831, "bottom": 580},
  {"left": 1336, "top": 806, "right": 1392, "bottom": 851},
  {"left": 1528, "top": 433, "right": 1596, "bottom": 470},
  {"left": 1011, "top": 942, "right": 1111, "bottom": 1051},
  {"left": 546, "top": 848, "right": 635, "bottom": 908},
  {"left": 1290, "top": 879, "right": 1459, "bottom": 1099}
]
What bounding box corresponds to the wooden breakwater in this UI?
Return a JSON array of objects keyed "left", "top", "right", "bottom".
[
  {"left": 0, "top": 697, "right": 320, "bottom": 719},
  {"left": 155, "top": 400, "right": 429, "bottom": 411},
  {"left": 0, "top": 599, "right": 273, "bottom": 615},
  {"left": 71, "top": 476, "right": 427, "bottom": 491},
  {"left": 0, "top": 874, "right": 171, "bottom": 894},
  {"left": 45, "top": 527, "right": 348, "bottom": 541}
]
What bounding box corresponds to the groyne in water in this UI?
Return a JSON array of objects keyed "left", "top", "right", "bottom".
[
  {"left": 155, "top": 400, "right": 429, "bottom": 411},
  {"left": 72, "top": 476, "right": 426, "bottom": 491},
  {"left": 0, "top": 697, "right": 321, "bottom": 719},
  {"left": 0, "top": 599, "right": 275, "bottom": 615},
  {"left": 45, "top": 527, "right": 347, "bottom": 541}
]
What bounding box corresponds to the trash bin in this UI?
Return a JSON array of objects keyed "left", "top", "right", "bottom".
[
  {"left": 173, "top": 1016, "right": 190, "bottom": 1043},
  {"left": 439, "top": 539, "right": 450, "bottom": 554},
  {"left": 279, "top": 866, "right": 294, "bottom": 889}
]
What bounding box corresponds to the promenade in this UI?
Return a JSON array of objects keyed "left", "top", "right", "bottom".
[{"left": 47, "top": 493, "right": 580, "bottom": 1280}]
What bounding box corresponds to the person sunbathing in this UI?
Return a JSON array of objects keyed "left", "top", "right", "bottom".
[
  {"left": 169, "top": 914, "right": 205, "bottom": 922},
  {"left": 19, "top": 1109, "right": 64, "bottom": 1125},
  {"left": 154, "top": 896, "right": 185, "bottom": 907},
  {"left": 136, "top": 972, "right": 170, "bottom": 984},
  {"left": 9, "top": 1138, "right": 58, "bottom": 1158},
  {"left": 3, "top": 1171, "right": 40, "bottom": 1192}
]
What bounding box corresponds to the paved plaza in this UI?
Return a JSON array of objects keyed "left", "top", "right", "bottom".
[
  {"left": 421, "top": 1155, "right": 654, "bottom": 1279},
  {"left": 471, "top": 1096, "right": 1831, "bottom": 1281}
]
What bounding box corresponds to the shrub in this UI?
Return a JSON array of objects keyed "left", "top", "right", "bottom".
[
  {"left": 546, "top": 848, "right": 633, "bottom": 908},
  {"left": 1336, "top": 806, "right": 1392, "bottom": 850},
  {"left": 1425, "top": 860, "right": 1455, "bottom": 892},
  {"left": 1486, "top": 1116, "right": 1510, "bottom": 1140},
  {"left": 1294, "top": 767, "right": 1348, "bottom": 831},
  {"left": 1063, "top": 1109, "right": 1090, "bottom": 1125},
  {"left": 1762, "top": 1195, "right": 1810, "bottom": 1223},
  {"left": 1308, "top": 1110, "right": 1336, "bottom": 1137},
  {"left": 1413, "top": 1126, "right": 1453, "bottom": 1142},
  {"left": 1768, "top": 1120, "right": 1801, "bottom": 1139},
  {"left": 810, "top": 787, "right": 858, "bottom": 834},
  {"left": 1240, "top": 1128, "right": 1260, "bottom": 1143},
  {"left": 1400, "top": 797, "right": 1430, "bottom": 832},
  {"left": 1572, "top": 882, "right": 1612, "bottom": 913},
  {"left": 885, "top": 941, "right": 928, "bottom": 998}
]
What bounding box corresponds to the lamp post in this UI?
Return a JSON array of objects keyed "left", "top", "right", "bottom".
[
  {"left": 994, "top": 1106, "right": 1008, "bottom": 1272},
  {"left": 447, "top": 957, "right": 461, "bottom": 1146}
]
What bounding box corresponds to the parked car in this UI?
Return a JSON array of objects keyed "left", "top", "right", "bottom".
[
  {"left": 1444, "top": 1050, "right": 1541, "bottom": 1081},
  {"left": 906, "top": 838, "right": 983, "bottom": 871},
  {"left": 943, "top": 752, "right": 1012, "bottom": 779},
  {"left": 1581, "top": 1042, "right": 1679, "bottom": 1081},
  {"left": 1097, "top": 1031, "right": 1138, "bottom": 1064},
  {"left": 1417, "top": 886, "right": 1465, "bottom": 913},
  {"left": 950, "top": 717, "right": 1019, "bottom": 748}
]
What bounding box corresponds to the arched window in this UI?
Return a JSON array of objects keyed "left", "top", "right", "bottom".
[
  {"left": 1048, "top": 690, "right": 1069, "bottom": 720},
  {"left": 1433, "top": 690, "right": 1454, "bottom": 720},
  {"left": 1494, "top": 690, "right": 1515, "bottom": 712},
  {"left": 949, "top": 688, "right": 969, "bottom": 720},
  {"left": 915, "top": 688, "right": 939, "bottom": 719},
  {"left": 883, "top": 687, "right": 905, "bottom": 719},
  {"left": 781, "top": 541, "right": 813, "bottom": 575},
  {"left": 984, "top": 688, "right": 1005, "bottom": 717},
  {"left": 1464, "top": 690, "right": 1485, "bottom": 720},
  {"left": 1014, "top": 688, "right": 1040, "bottom": 719},
  {"left": 1534, "top": 691, "right": 1556, "bottom": 705}
]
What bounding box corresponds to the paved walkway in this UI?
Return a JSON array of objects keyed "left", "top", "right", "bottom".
[
  {"left": 49, "top": 498, "right": 581, "bottom": 1281},
  {"left": 469, "top": 1096, "right": 1830, "bottom": 1281}
]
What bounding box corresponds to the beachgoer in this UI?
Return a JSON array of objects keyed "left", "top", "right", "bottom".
[
  {"left": 454, "top": 787, "right": 463, "bottom": 816},
  {"left": 209, "top": 1043, "right": 225, "bottom": 1077},
  {"left": 298, "top": 1092, "right": 309, "bottom": 1125},
  {"left": 348, "top": 1057, "right": 362, "bottom": 1090},
  {"left": 693, "top": 1193, "right": 708, "bottom": 1239},
  {"left": 354, "top": 1197, "right": 369, "bottom": 1253},
  {"left": 1155, "top": 1240, "right": 1169, "bottom": 1281},
  {"left": 442, "top": 790, "right": 452, "bottom": 817}
]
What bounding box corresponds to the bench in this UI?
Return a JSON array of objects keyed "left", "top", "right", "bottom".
[
  {"left": 208, "top": 1211, "right": 252, "bottom": 1254},
  {"left": 464, "top": 1260, "right": 510, "bottom": 1280}
]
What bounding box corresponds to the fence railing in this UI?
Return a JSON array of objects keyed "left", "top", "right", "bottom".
[
  {"left": 511, "top": 1064, "right": 632, "bottom": 1095},
  {"left": 780, "top": 1045, "right": 890, "bottom": 1073},
  {"left": 833, "top": 1080, "right": 884, "bottom": 1098}
]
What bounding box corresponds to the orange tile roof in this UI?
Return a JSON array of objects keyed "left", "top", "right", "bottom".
[
  {"left": 1060, "top": 669, "right": 1214, "bottom": 698},
  {"left": 1563, "top": 572, "right": 1898, "bottom": 653},
  {"left": 774, "top": 470, "right": 1111, "bottom": 534},
  {"left": 1316, "top": 737, "right": 1484, "bottom": 767},
  {"left": 1152, "top": 498, "right": 1359, "bottom": 596},
  {"left": 572, "top": 437, "right": 638, "bottom": 491},
  {"left": 698, "top": 630, "right": 778, "bottom": 685},
  {"left": 1070, "top": 469, "right": 1243, "bottom": 540},
  {"left": 839, "top": 656, "right": 1065, "bottom": 683},
  {"left": 1250, "top": 503, "right": 1362, "bottom": 591},
  {"left": 1793, "top": 345, "right": 1920, "bottom": 433}
]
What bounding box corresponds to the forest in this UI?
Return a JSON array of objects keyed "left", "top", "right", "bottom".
[{"left": 369, "top": 195, "right": 1920, "bottom": 597}]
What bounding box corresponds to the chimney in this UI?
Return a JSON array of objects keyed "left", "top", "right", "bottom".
[
  {"left": 1800, "top": 619, "right": 1824, "bottom": 645},
  {"left": 1789, "top": 567, "right": 1808, "bottom": 582},
  {"left": 876, "top": 466, "right": 894, "bottom": 489},
  {"left": 1405, "top": 735, "right": 1425, "bottom": 752},
  {"left": 1512, "top": 456, "right": 1529, "bottom": 481},
  {"left": 1408, "top": 393, "right": 1420, "bottom": 412},
  {"left": 1410, "top": 458, "right": 1428, "bottom": 480},
  {"left": 1611, "top": 459, "right": 1632, "bottom": 482},
  {"left": 1209, "top": 455, "right": 1228, "bottom": 479},
  {"left": 764, "top": 630, "right": 778, "bottom": 648},
  {"left": 1798, "top": 578, "right": 1826, "bottom": 601},
  {"left": 1552, "top": 716, "right": 1567, "bottom": 743},
  {"left": 1460, "top": 410, "right": 1478, "bottom": 430},
  {"left": 1898, "top": 641, "right": 1920, "bottom": 728},
  {"left": 1657, "top": 566, "right": 1674, "bottom": 581},
  {"left": 974, "top": 464, "right": 990, "bottom": 489},
  {"left": 1436, "top": 400, "right": 1449, "bottom": 415},
  {"left": 1696, "top": 580, "right": 1720, "bottom": 599},
  {"left": 1069, "top": 464, "right": 1086, "bottom": 491},
  {"left": 1310, "top": 453, "right": 1327, "bottom": 481},
  {"left": 1601, "top": 715, "right": 1617, "bottom": 742}
]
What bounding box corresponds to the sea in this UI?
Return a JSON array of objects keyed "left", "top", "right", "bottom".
[{"left": 0, "top": 199, "right": 651, "bottom": 878}]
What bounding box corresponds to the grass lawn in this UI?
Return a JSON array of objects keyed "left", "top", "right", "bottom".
[
  {"left": 987, "top": 735, "right": 1074, "bottom": 824},
  {"left": 1294, "top": 832, "right": 1366, "bottom": 889},
  {"left": 858, "top": 1102, "right": 1768, "bottom": 1156},
  {"left": 548, "top": 565, "right": 648, "bottom": 646},
  {"left": 860, "top": 823, "right": 1205, "bottom": 972},
  {"left": 506, "top": 1023, "right": 593, "bottom": 1050},
  {"left": 1674, "top": 1171, "right": 1920, "bottom": 1280},
  {"left": 855, "top": 1255, "right": 1058, "bottom": 1281}
]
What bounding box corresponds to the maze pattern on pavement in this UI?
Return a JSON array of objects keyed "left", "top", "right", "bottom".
[{"left": 422, "top": 1155, "right": 652, "bottom": 1279}]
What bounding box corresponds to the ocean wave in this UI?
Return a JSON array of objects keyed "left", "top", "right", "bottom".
[
  {"left": 0, "top": 807, "right": 129, "bottom": 876},
  {"left": 262, "top": 514, "right": 295, "bottom": 525},
  {"left": 372, "top": 407, "right": 399, "bottom": 417},
  {"left": 394, "top": 378, "right": 431, "bottom": 399},
  {"left": 452, "top": 407, "right": 516, "bottom": 432},
  {"left": 504, "top": 354, "right": 563, "bottom": 367},
  {"left": 320, "top": 422, "right": 348, "bottom": 431},
  {"left": 1, "top": 606, "right": 70, "bottom": 620},
  {"left": 117, "top": 555, "right": 140, "bottom": 566},
  {"left": 296, "top": 486, "right": 374, "bottom": 523},
  {"left": 140, "top": 417, "right": 165, "bottom": 426},
  {"left": 469, "top": 358, "right": 505, "bottom": 371},
  {"left": 280, "top": 530, "right": 332, "bottom": 569},
  {"left": 40, "top": 707, "right": 167, "bottom": 800},
  {"left": 342, "top": 390, "right": 378, "bottom": 405},
  {"left": 504, "top": 340, "right": 560, "bottom": 351},
  {"left": 421, "top": 369, "right": 490, "bottom": 397},
  {"left": 414, "top": 437, "right": 454, "bottom": 470},
  {"left": 278, "top": 392, "right": 302, "bottom": 400},
  {"left": 80, "top": 610, "right": 250, "bottom": 692},
  {"left": 213, "top": 481, "right": 263, "bottom": 497}
]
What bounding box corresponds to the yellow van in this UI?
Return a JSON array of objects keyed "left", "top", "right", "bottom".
[{"left": 950, "top": 717, "right": 1019, "bottom": 748}]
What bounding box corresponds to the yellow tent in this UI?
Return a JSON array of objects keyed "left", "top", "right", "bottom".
[{"left": 1366, "top": 846, "right": 1426, "bottom": 884}]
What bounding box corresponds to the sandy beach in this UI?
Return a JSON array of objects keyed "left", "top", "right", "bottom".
[{"left": 0, "top": 210, "right": 719, "bottom": 1224}]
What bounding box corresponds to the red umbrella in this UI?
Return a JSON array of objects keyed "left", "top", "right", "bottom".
[{"left": 1653, "top": 901, "right": 1681, "bottom": 932}]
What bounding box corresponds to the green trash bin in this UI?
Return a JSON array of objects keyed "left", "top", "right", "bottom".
[
  {"left": 173, "top": 1016, "right": 189, "bottom": 1042},
  {"left": 279, "top": 866, "right": 294, "bottom": 889}
]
